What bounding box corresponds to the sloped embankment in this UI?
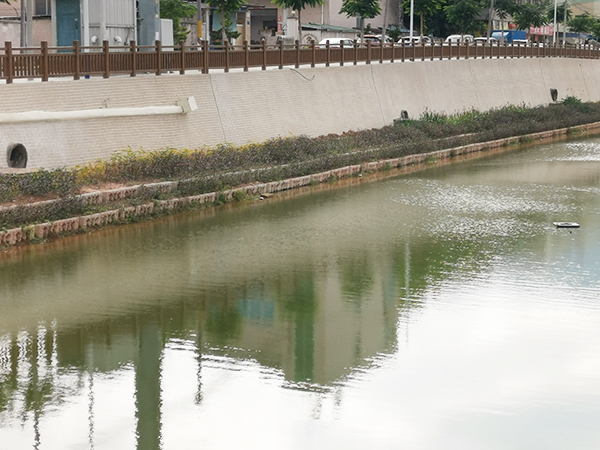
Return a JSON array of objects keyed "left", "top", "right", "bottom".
[{"left": 2, "top": 102, "right": 600, "bottom": 247}]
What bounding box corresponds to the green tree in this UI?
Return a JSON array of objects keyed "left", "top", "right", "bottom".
[
  {"left": 589, "top": 17, "right": 600, "bottom": 39},
  {"left": 273, "top": 0, "right": 325, "bottom": 42},
  {"left": 569, "top": 13, "right": 596, "bottom": 43},
  {"left": 160, "top": 0, "right": 197, "bottom": 43},
  {"left": 547, "top": 2, "right": 571, "bottom": 25},
  {"left": 444, "top": 0, "right": 485, "bottom": 35},
  {"left": 493, "top": 0, "right": 516, "bottom": 38},
  {"left": 388, "top": 25, "right": 403, "bottom": 41},
  {"left": 511, "top": 1, "right": 548, "bottom": 35},
  {"left": 207, "top": 0, "right": 246, "bottom": 44},
  {"left": 340, "top": 0, "right": 381, "bottom": 38},
  {"left": 403, "top": 0, "right": 446, "bottom": 36}
]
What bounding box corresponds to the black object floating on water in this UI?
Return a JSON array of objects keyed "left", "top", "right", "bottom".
[{"left": 553, "top": 222, "right": 580, "bottom": 228}]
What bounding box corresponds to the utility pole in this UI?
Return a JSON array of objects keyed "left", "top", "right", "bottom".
[
  {"left": 26, "top": 0, "right": 32, "bottom": 46},
  {"left": 381, "top": 0, "right": 388, "bottom": 44},
  {"left": 197, "top": 0, "right": 202, "bottom": 42},
  {"left": 20, "top": 0, "right": 26, "bottom": 47},
  {"left": 552, "top": 0, "right": 557, "bottom": 44},
  {"left": 487, "top": 0, "right": 494, "bottom": 38},
  {"left": 563, "top": 0, "right": 567, "bottom": 46},
  {"left": 409, "top": 0, "right": 414, "bottom": 39}
]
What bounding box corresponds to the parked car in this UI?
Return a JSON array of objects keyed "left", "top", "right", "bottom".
[
  {"left": 443, "top": 34, "right": 474, "bottom": 45},
  {"left": 374, "top": 34, "right": 395, "bottom": 46},
  {"left": 356, "top": 35, "right": 388, "bottom": 46},
  {"left": 398, "top": 36, "right": 432, "bottom": 46},
  {"left": 512, "top": 39, "right": 530, "bottom": 46},
  {"left": 316, "top": 38, "right": 356, "bottom": 48},
  {"left": 474, "top": 37, "right": 499, "bottom": 46}
]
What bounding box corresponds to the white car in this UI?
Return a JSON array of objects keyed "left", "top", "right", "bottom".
[
  {"left": 474, "top": 37, "right": 499, "bottom": 46},
  {"left": 316, "top": 38, "right": 355, "bottom": 48},
  {"left": 398, "top": 36, "right": 432, "bottom": 46},
  {"left": 444, "top": 34, "right": 474, "bottom": 45}
]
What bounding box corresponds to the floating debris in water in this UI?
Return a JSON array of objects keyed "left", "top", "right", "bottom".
[{"left": 553, "top": 222, "right": 580, "bottom": 228}]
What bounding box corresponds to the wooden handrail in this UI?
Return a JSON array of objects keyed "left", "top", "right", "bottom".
[{"left": 0, "top": 40, "right": 598, "bottom": 83}]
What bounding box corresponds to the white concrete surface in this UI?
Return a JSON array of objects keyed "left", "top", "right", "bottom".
[{"left": 1, "top": 57, "right": 599, "bottom": 169}]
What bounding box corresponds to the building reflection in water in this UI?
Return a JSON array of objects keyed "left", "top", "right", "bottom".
[{"left": 0, "top": 244, "right": 420, "bottom": 448}]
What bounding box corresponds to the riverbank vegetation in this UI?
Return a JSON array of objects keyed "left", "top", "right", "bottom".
[{"left": 1, "top": 98, "right": 600, "bottom": 232}]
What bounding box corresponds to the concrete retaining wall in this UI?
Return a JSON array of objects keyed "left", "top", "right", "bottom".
[{"left": 2, "top": 57, "right": 600, "bottom": 169}]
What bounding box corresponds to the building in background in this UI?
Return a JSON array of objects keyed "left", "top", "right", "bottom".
[
  {"left": 0, "top": 0, "right": 165, "bottom": 47},
  {"left": 183, "top": 0, "right": 398, "bottom": 46}
]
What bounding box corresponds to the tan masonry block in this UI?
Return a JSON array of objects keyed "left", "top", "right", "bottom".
[
  {"left": 35, "top": 223, "right": 52, "bottom": 239},
  {"left": 187, "top": 193, "right": 215, "bottom": 204},
  {"left": 3, "top": 228, "right": 24, "bottom": 246},
  {"left": 136, "top": 203, "right": 155, "bottom": 215},
  {"left": 51, "top": 218, "right": 79, "bottom": 234},
  {"left": 102, "top": 187, "right": 141, "bottom": 202}
]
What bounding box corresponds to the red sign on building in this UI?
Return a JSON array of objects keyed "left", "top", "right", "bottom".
[{"left": 530, "top": 25, "right": 553, "bottom": 35}]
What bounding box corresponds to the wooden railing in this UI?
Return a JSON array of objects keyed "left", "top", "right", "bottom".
[{"left": 1, "top": 39, "right": 599, "bottom": 83}]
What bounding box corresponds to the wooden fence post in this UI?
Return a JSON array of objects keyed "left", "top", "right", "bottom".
[
  {"left": 130, "top": 40, "right": 137, "bottom": 77},
  {"left": 353, "top": 41, "right": 357, "bottom": 65},
  {"left": 295, "top": 40, "right": 300, "bottom": 68},
  {"left": 367, "top": 40, "right": 372, "bottom": 64},
  {"left": 262, "top": 39, "right": 267, "bottom": 70},
  {"left": 41, "top": 41, "right": 49, "bottom": 81},
  {"left": 103, "top": 40, "right": 110, "bottom": 78},
  {"left": 4, "top": 41, "right": 13, "bottom": 84},
  {"left": 243, "top": 41, "right": 249, "bottom": 71},
  {"left": 340, "top": 41, "right": 345, "bottom": 66},
  {"left": 155, "top": 40, "right": 162, "bottom": 76},
  {"left": 311, "top": 40, "right": 316, "bottom": 68},
  {"left": 73, "top": 40, "right": 80, "bottom": 80},
  {"left": 326, "top": 41, "right": 330, "bottom": 67},
  {"left": 225, "top": 40, "right": 230, "bottom": 73},
  {"left": 278, "top": 39, "right": 283, "bottom": 70},
  {"left": 202, "top": 40, "right": 209, "bottom": 74},
  {"left": 179, "top": 40, "right": 186, "bottom": 74}
]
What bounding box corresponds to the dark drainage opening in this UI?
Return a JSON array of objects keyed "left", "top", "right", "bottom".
[
  {"left": 7, "top": 144, "right": 28, "bottom": 168},
  {"left": 550, "top": 88, "right": 558, "bottom": 102}
]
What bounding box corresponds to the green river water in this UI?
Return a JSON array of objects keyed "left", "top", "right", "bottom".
[{"left": 1, "top": 137, "right": 599, "bottom": 450}]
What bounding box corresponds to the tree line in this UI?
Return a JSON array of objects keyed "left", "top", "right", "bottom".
[{"left": 159, "top": 0, "right": 600, "bottom": 44}]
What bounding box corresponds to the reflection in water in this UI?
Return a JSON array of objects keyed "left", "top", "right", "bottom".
[
  {"left": 1, "top": 138, "right": 600, "bottom": 449},
  {"left": 136, "top": 320, "right": 162, "bottom": 450}
]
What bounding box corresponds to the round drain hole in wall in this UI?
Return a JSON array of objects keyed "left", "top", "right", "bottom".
[{"left": 7, "top": 143, "right": 28, "bottom": 168}]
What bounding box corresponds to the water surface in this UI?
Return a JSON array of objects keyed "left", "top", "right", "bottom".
[{"left": 1, "top": 138, "right": 599, "bottom": 449}]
